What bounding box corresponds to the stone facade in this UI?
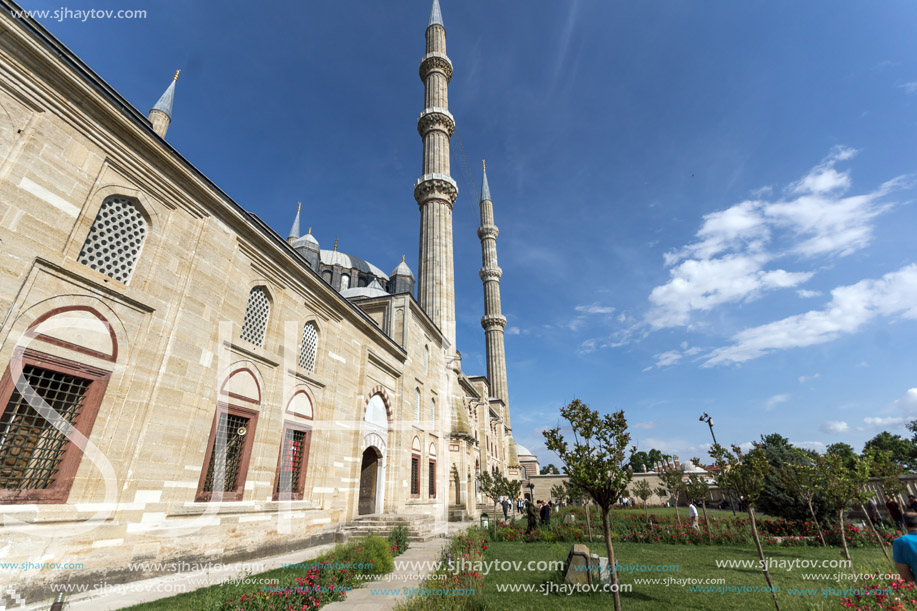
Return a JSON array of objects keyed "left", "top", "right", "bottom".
[{"left": 0, "top": 0, "right": 518, "bottom": 604}]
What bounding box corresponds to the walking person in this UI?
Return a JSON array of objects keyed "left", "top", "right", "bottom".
[{"left": 689, "top": 501, "right": 699, "bottom": 532}]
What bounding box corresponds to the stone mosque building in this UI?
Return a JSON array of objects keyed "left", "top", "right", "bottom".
[{"left": 0, "top": 0, "right": 520, "bottom": 603}]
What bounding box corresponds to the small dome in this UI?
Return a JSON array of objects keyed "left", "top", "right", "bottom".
[
  {"left": 515, "top": 444, "right": 534, "bottom": 458},
  {"left": 391, "top": 257, "right": 414, "bottom": 279},
  {"left": 293, "top": 233, "right": 319, "bottom": 250},
  {"left": 320, "top": 250, "right": 389, "bottom": 280},
  {"left": 340, "top": 279, "right": 390, "bottom": 299}
]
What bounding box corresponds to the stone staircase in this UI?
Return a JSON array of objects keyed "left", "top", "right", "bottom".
[{"left": 340, "top": 513, "right": 445, "bottom": 543}]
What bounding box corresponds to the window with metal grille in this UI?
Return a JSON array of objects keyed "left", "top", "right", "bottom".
[
  {"left": 299, "top": 322, "right": 318, "bottom": 371},
  {"left": 274, "top": 426, "right": 310, "bottom": 500},
  {"left": 411, "top": 456, "right": 419, "bottom": 496},
  {"left": 77, "top": 196, "right": 147, "bottom": 283},
  {"left": 429, "top": 398, "right": 435, "bottom": 422},
  {"left": 413, "top": 389, "right": 420, "bottom": 423},
  {"left": 197, "top": 406, "right": 257, "bottom": 502},
  {"left": 0, "top": 351, "right": 109, "bottom": 504},
  {"left": 428, "top": 460, "right": 436, "bottom": 498},
  {"left": 240, "top": 287, "right": 270, "bottom": 347}
]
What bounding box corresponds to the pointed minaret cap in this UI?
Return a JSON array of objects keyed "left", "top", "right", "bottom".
[
  {"left": 151, "top": 70, "right": 180, "bottom": 118},
  {"left": 392, "top": 255, "right": 415, "bottom": 279},
  {"left": 480, "top": 160, "right": 492, "bottom": 202},
  {"left": 288, "top": 202, "right": 301, "bottom": 241},
  {"left": 428, "top": 0, "right": 443, "bottom": 28}
]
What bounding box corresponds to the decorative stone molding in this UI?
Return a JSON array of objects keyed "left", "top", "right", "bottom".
[
  {"left": 478, "top": 267, "right": 503, "bottom": 281},
  {"left": 481, "top": 314, "right": 507, "bottom": 329},
  {"left": 476, "top": 224, "right": 499, "bottom": 240},
  {"left": 417, "top": 108, "right": 455, "bottom": 137},
  {"left": 414, "top": 173, "right": 458, "bottom": 206},
  {"left": 419, "top": 53, "right": 453, "bottom": 82}
]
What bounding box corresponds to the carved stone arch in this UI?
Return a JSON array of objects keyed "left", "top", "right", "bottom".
[
  {"left": 86, "top": 184, "right": 159, "bottom": 228},
  {"left": 6, "top": 295, "right": 130, "bottom": 365},
  {"left": 364, "top": 385, "right": 393, "bottom": 424},
  {"left": 285, "top": 386, "right": 315, "bottom": 420},
  {"left": 218, "top": 360, "right": 265, "bottom": 406}
]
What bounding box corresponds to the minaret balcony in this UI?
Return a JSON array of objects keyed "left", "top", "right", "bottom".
[
  {"left": 419, "top": 52, "right": 453, "bottom": 82},
  {"left": 414, "top": 173, "right": 458, "bottom": 206},
  {"left": 479, "top": 267, "right": 503, "bottom": 281},
  {"left": 417, "top": 108, "right": 455, "bottom": 137},
  {"left": 481, "top": 314, "right": 507, "bottom": 330},
  {"left": 477, "top": 224, "right": 499, "bottom": 240}
]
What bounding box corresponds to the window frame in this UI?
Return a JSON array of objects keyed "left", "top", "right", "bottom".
[
  {"left": 240, "top": 286, "right": 271, "bottom": 348},
  {"left": 410, "top": 455, "right": 420, "bottom": 498},
  {"left": 428, "top": 459, "right": 436, "bottom": 499},
  {"left": 0, "top": 349, "right": 110, "bottom": 504},
  {"left": 272, "top": 422, "right": 312, "bottom": 501},
  {"left": 299, "top": 321, "right": 319, "bottom": 372},
  {"left": 195, "top": 403, "right": 259, "bottom": 503}
]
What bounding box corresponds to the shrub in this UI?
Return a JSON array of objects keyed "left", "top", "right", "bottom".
[{"left": 388, "top": 524, "right": 410, "bottom": 557}]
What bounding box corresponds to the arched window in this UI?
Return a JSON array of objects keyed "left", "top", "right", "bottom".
[
  {"left": 299, "top": 322, "right": 318, "bottom": 371},
  {"left": 340, "top": 274, "right": 350, "bottom": 290},
  {"left": 429, "top": 398, "right": 435, "bottom": 422},
  {"left": 424, "top": 345, "right": 429, "bottom": 376},
  {"left": 240, "top": 287, "right": 270, "bottom": 347},
  {"left": 322, "top": 270, "right": 333, "bottom": 284},
  {"left": 521, "top": 466, "right": 527, "bottom": 479},
  {"left": 413, "top": 389, "right": 421, "bottom": 422},
  {"left": 77, "top": 196, "right": 147, "bottom": 283}
]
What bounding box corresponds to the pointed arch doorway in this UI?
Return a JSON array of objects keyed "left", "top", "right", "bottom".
[
  {"left": 359, "top": 446, "right": 381, "bottom": 515},
  {"left": 359, "top": 392, "right": 389, "bottom": 515}
]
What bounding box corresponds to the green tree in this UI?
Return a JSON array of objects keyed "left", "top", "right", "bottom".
[
  {"left": 826, "top": 442, "right": 858, "bottom": 470},
  {"left": 554, "top": 478, "right": 596, "bottom": 541},
  {"left": 477, "top": 471, "right": 520, "bottom": 520},
  {"left": 756, "top": 434, "right": 831, "bottom": 522},
  {"left": 774, "top": 452, "right": 827, "bottom": 547},
  {"left": 814, "top": 451, "right": 874, "bottom": 576},
  {"left": 629, "top": 451, "right": 650, "bottom": 473},
  {"left": 863, "top": 431, "right": 917, "bottom": 471},
  {"left": 684, "top": 470, "right": 712, "bottom": 542},
  {"left": 540, "top": 464, "right": 559, "bottom": 475},
  {"left": 544, "top": 400, "right": 633, "bottom": 611},
  {"left": 710, "top": 443, "right": 781, "bottom": 611},
  {"left": 657, "top": 466, "right": 685, "bottom": 525},
  {"left": 631, "top": 479, "right": 653, "bottom": 519}
]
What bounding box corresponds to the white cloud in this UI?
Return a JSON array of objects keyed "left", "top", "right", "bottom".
[
  {"left": 632, "top": 421, "right": 657, "bottom": 430},
  {"left": 798, "top": 373, "right": 820, "bottom": 384},
  {"left": 821, "top": 420, "right": 849, "bottom": 434},
  {"left": 793, "top": 441, "right": 826, "bottom": 451},
  {"left": 645, "top": 149, "right": 910, "bottom": 331},
  {"left": 864, "top": 416, "right": 907, "bottom": 429},
  {"left": 900, "top": 82, "right": 917, "bottom": 94},
  {"left": 703, "top": 264, "right": 917, "bottom": 366},
  {"left": 765, "top": 394, "right": 789, "bottom": 411},
  {"left": 505, "top": 326, "right": 522, "bottom": 335},
  {"left": 894, "top": 388, "right": 917, "bottom": 415},
  {"left": 575, "top": 304, "right": 616, "bottom": 315},
  {"left": 797, "top": 289, "right": 822, "bottom": 298},
  {"left": 653, "top": 351, "right": 683, "bottom": 368}
]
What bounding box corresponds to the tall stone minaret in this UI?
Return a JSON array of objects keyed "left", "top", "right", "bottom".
[
  {"left": 415, "top": 0, "right": 459, "bottom": 348},
  {"left": 478, "top": 162, "right": 509, "bottom": 409},
  {"left": 149, "top": 70, "right": 179, "bottom": 138}
]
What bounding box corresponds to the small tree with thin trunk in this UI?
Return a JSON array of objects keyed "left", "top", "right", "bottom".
[
  {"left": 684, "top": 471, "right": 712, "bottom": 541},
  {"left": 774, "top": 451, "right": 827, "bottom": 547},
  {"left": 544, "top": 400, "right": 633, "bottom": 611},
  {"left": 657, "top": 466, "right": 685, "bottom": 525},
  {"left": 631, "top": 479, "right": 653, "bottom": 519},
  {"left": 709, "top": 443, "right": 781, "bottom": 611},
  {"left": 813, "top": 451, "right": 874, "bottom": 577},
  {"left": 552, "top": 479, "right": 595, "bottom": 541}
]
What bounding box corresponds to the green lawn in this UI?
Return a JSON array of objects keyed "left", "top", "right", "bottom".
[{"left": 480, "top": 541, "right": 889, "bottom": 611}]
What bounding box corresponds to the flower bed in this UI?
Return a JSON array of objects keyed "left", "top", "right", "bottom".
[{"left": 838, "top": 570, "right": 917, "bottom": 610}]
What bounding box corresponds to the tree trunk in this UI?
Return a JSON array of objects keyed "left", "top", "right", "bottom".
[
  {"left": 601, "top": 508, "right": 622, "bottom": 611},
  {"left": 643, "top": 500, "right": 648, "bottom": 520},
  {"left": 585, "top": 501, "right": 594, "bottom": 542},
  {"left": 701, "top": 501, "right": 712, "bottom": 543},
  {"left": 805, "top": 497, "right": 827, "bottom": 548},
  {"left": 673, "top": 490, "right": 682, "bottom": 525},
  {"left": 858, "top": 502, "right": 890, "bottom": 562},
  {"left": 748, "top": 506, "right": 781, "bottom": 611},
  {"left": 839, "top": 508, "right": 855, "bottom": 578}
]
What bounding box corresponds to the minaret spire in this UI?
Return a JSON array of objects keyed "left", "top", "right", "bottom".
[
  {"left": 477, "top": 162, "right": 509, "bottom": 409},
  {"left": 149, "top": 70, "right": 179, "bottom": 139},
  {"left": 415, "top": 0, "right": 458, "bottom": 347},
  {"left": 287, "top": 202, "right": 301, "bottom": 244}
]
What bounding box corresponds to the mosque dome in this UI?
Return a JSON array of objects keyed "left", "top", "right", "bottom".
[{"left": 320, "top": 250, "right": 389, "bottom": 280}]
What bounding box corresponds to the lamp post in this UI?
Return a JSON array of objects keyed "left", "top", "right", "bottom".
[{"left": 698, "top": 412, "right": 735, "bottom": 516}]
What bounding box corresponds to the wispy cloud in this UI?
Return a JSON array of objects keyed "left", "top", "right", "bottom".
[
  {"left": 797, "top": 289, "right": 822, "bottom": 298},
  {"left": 765, "top": 394, "right": 789, "bottom": 411},
  {"left": 632, "top": 421, "right": 658, "bottom": 430},
  {"left": 575, "top": 304, "right": 616, "bottom": 315},
  {"left": 798, "top": 373, "right": 820, "bottom": 384},
  {"left": 899, "top": 82, "right": 917, "bottom": 94},
  {"left": 864, "top": 416, "right": 907, "bottom": 429},
  {"left": 645, "top": 148, "right": 909, "bottom": 330},
  {"left": 703, "top": 263, "right": 917, "bottom": 366}
]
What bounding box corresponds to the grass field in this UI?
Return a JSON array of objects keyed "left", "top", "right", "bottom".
[{"left": 479, "top": 540, "right": 889, "bottom": 611}]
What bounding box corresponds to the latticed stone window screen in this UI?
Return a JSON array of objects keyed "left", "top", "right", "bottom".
[
  {"left": 202, "top": 412, "right": 249, "bottom": 494},
  {"left": 429, "top": 398, "right": 435, "bottom": 422},
  {"left": 276, "top": 428, "right": 307, "bottom": 496},
  {"left": 414, "top": 389, "right": 420, "bottom": 422},
  {"left": 240, "top": 287, "right": 270, "bottom": 346},
  {"left": 299, "top": 322, "right": 318, "bottom": 371},
  {"left": 0, "top": 366, "right": 90, "bottom": 491},
  {"left": 77, "top": 197, "right": 147, "bottom": 283}
]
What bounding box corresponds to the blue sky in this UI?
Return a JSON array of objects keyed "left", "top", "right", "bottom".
[{"left": 25, "top": 0, "right": 917, "bottom": 464}]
